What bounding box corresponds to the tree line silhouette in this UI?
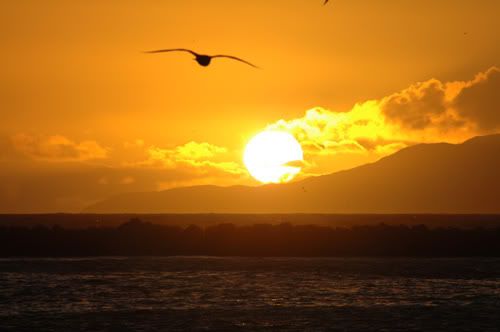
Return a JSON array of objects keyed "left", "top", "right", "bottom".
[
  {"left": 2, "top": 214, "right": 500, "bottom": 229},
  {"left": 1, "top": 218, "right": 500, "bottom": 257}
]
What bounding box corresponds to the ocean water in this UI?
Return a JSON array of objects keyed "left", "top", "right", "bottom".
[{"left": 0, "top": 257, "right": 499, "bottom": 331}]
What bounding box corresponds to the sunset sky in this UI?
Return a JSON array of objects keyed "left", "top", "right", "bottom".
[{"left": 0, "top": 0, "right": 499, "bottom": 212}]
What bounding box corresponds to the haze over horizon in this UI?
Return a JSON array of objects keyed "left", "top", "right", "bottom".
[{"left": 1, "top": 0, "right": 499, "bottom": 213}]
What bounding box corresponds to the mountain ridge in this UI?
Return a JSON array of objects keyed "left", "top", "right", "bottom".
[{"left": 84, "top": 134, "right": 500, "bottom": 214}]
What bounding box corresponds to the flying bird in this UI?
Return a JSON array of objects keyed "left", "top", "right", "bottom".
[
  {"left": 324, "top": 0, "right": 329, "bottom": 4},
  {"left": 144, "top": 48, "right": 258, "bottom": 68}
]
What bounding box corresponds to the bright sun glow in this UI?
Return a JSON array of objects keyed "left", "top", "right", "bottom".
[{"left": 243, "top": 131, "right": 303, "bottom": 184}]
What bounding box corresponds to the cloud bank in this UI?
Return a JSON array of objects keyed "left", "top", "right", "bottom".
[
  {"left": 266, "top": 67, "right": 499, "bottom": 174},
  {"left": 0, "top": 67, "right": 498, "bottom": 212}
]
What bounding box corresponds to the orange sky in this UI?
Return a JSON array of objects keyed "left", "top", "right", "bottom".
[{"left": 0, "top": 0, "right": 499, "bottom": 212}]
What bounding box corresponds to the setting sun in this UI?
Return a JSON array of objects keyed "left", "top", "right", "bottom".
[{"left": 243, "top": 131, "right": 303, "bottom": 184}]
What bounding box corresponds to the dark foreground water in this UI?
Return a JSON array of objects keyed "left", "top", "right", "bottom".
[{"left": 1, "top": 258, "right": 499, "bottom": 331}]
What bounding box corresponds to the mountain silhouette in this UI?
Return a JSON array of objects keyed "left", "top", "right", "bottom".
[{"left": 84, "top": 134, "right": 500, "bottom": 214}]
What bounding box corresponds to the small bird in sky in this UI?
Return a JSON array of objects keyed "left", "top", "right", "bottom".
[
  {"left": 324, "top": 0, "right": 329, "bottom": 4},
  {"left": 144, "top": 48, "right": 258, "bottom": 68}
]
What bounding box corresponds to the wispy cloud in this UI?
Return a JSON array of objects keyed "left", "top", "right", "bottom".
[
  {"left": 11, "top": 134, "right": 108, "bottom": 162},
  {"left": 135, "top": 141, "right": 246, "bottom": 176}
]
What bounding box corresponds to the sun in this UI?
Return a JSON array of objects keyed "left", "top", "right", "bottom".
[{"left": 243, "top": 131, "right": 304, "bottom": 184}]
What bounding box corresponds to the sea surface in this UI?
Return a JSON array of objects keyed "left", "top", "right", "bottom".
[{"left": 0, "top": 257, "right": 499, "bottom": 331}]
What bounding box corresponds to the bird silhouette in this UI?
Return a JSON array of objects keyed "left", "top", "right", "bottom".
[
  {"left": 324, "top": 0, "right": 329, "bottom": 4},
  {"left": 144, "top": 48, "right": 258, "bottom": 68}
]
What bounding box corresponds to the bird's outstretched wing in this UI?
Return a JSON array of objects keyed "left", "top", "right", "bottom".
[
  {"left": 144, "top": 48, "right": 198, "bottom": 56},
  {"left": 212, "top": 55, "right": 259, "bottom": 68},
  {"left": 324, "top": 0, "right": 329, "bottom": 4}
]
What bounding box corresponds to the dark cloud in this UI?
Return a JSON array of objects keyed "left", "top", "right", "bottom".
[
  {"left": 381, "top": 80, "right": 448, "bottom": 129},
  {"left": 454, "top": 67, "right": 500, "bottom": 131},
  {"left": 380, "top": 67, "right": 500, "bottom": 133}
]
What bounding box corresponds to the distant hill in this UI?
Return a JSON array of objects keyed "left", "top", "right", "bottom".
[{"left": 84, "top": 134, "right": 500, "bottom": 214}]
